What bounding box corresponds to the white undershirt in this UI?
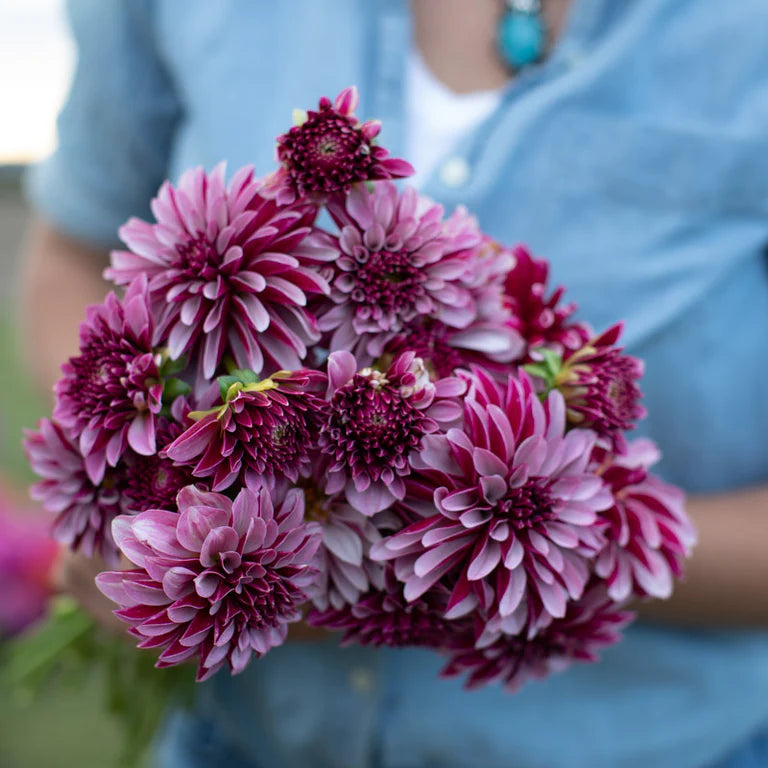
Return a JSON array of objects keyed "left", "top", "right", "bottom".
[{"left": 405, "top": 49, "right": 506, "bottom": 189}]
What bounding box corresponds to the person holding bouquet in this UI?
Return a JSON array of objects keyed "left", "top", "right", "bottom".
[{"left": 20, "top": 1, "right": 768, "bottom": 766}]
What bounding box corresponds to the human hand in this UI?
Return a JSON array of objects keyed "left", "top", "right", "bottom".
[{"left": 52, "top": 548, "right": 127, "bottom": 633}]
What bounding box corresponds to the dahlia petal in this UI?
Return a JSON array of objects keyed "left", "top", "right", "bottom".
[
  {"left": 176, "top": 507, "right": 231, "bottom": 552},
  {"left": 95, "top": 571, "right": 134, "bottom": 606},
  {"left": 413, "top": 536, "right": 469, "bottom": 578},
  {"left": 162, "top": 567, "right": 197, "bottom": 601},
  {"left": 498, "top": 566, "right": 527, "bottom": 616},
  {"left": 472, "top": 447, "right": 509, "bottom": 478},
  {"left": 503, "top": 537, "right": 525, "bottom": 569},
  {"left": 200, "top": 526, "right": 240, "bottom": 567},
  {"left": 123, "top": 579, "right": 171, "bottom": 606},
  {"left": 536, "top": 580, "right": 568, "bottom": 618},
  {"left": 467, "top": 538, "right": 502, "bottom": 581},
  {"left": 479, "top": 475, "right": 508, "bottom": 504},
  {"left": 322, "top": 523, "right": 364, "bottom": 566},
  {"left": 346, "top": 480, "right": 395, "bottom": 516},
  {"left": 439, "top": 487, "right": 481, "bottom": 513},
  {"left": 131, "top": 512, "right": 189, "bottom": 557},
  {"left": 127, "top": 413, "right": 156, "bottom": 457}
]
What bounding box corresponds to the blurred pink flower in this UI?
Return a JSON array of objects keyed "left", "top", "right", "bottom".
[
  {"left": 503, "top": 246, "right": 589, "bottom": 357},
  {"left": 97, "top": 485, "right": 320, "bottom": 681},
  {"left": 309, "top": 566, "right": 460, "bottom": 649},
  {"left": 263, "top": 86, "right": 413, "bottom": 204},
  {"left": 0, "top": 489, "right": 58, "bottom": 637},
  {"left": 25, "top": 418, "right": 123, "bottom": 564},
  {"left": 594, "top": 439, "right": 695, "bottom": 601},
  {"left": 303, "top": 491, "right": 394, "bottom": 611},
  {"left": 442, "top": 585, "right": 633, "bottom": 692},
  {"left": 119, "top": 416, "right": 196, "bottom": 514},
  {"left": 557, "top": 324, "right": 646, "bottom": 450}
]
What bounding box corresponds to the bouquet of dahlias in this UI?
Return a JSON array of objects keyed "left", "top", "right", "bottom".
[{"left": 25, "top": 86, "right": 695, "bottom": 692}]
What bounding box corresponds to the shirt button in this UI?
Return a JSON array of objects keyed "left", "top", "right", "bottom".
[
  {"left": 439, "top": 157, "right": 471, "bottom": 188},
  {"left": 348, "top": 666, "right": 375, "bottom": 694}
]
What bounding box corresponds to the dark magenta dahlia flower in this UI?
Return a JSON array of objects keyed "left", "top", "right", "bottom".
[
  {"left": 319, "top": 350, "right": 465, "bottom": 516},
  {"left": 263, "top": 86, "right": 413, "bottom": 204},
  {"left": 165, "top": 369, "right": 326, "bottom": 491},
  {"left": 53, "top": 276, "right": 162, "bottom": 485}
]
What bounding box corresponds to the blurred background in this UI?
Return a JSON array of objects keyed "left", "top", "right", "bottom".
[{"left": 0, "top": 1, "right": 144, "bottom": 765}]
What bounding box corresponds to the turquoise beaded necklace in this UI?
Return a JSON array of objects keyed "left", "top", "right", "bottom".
[{"left": 497, "top": 0, "right": 546, "bottom": 71}]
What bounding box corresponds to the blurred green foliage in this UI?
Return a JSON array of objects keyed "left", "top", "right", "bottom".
[{"left": 0, "top": 305, "right": 171, "bottom": 767}]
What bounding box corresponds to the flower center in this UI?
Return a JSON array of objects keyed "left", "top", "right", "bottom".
[
  {"left": 390, "top": 322, "right": 463, "bottom": 379},
  {"left": 300, "top": 482, "right": 330, "bottom": 523},
  {"left": 349, "top": 250, "right": 426, "bottom": 320},
  {"left": 176, "top": 235, "right": 221, "bottom": 281},
  {"left": 321, "top": 373, "right": 427, "bottom": 482},
  {"left": 498, "top": 479, "right": 555, "bottom": 530},
  {"left": 122, "top": 454, "right": 188, "bottom": 512}
]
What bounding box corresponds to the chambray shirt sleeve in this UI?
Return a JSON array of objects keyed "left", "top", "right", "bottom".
[{"left": 25, "top": 0, "right": 181, "bottom": 248}]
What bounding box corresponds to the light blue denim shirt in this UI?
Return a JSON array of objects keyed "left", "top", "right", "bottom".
[{"left": 28, "top": 1, "right": 768, "bottom": 766}]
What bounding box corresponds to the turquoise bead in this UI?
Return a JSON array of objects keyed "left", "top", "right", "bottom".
[{"left": 497, "top": 12, "right": 545, "bottom": 70}]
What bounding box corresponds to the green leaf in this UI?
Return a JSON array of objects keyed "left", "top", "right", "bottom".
[
  {"left": 163, "top": 377, "right": 191, "bottom": 401},
  {"left": 3, "top": 598, "right": 94, "bottom": 691},
  {"left": 230, "top": 368, "right": 259, "bottom": 384},
  {"left": 217, "top": 369, "right": 259, "bottom": 400},
  {"left": 538, "top": 347, "right": 563, "bottom": 377},
  {"left": 217, "top": 375, "right": 240, "bottom": 400},
  {"left": 521, "top": 363, "right": 550, "bottom": 381},
  {"left": 158, "top": 354, "right": 188, "bottom": 378}
]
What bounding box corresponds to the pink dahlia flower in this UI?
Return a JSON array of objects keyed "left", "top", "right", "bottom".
[
  {"left": 383, "top": 237, "right": 525, "bottom": 378},
  {"left": 556, "top": 323, "right": 646, "bottom": 449},
  {"left": 108, "top": 164, "right": 336, "bottom": 379},
  {"left": 24, "top": 419, "right": 123, "bottom": 564},
  {"left": 303, "top": 487, "right": 395, "bottom": 611},
  {"left": 309, "top": 567, "right": 460, "bottom": 649},
  {"left": 316, "top": 183, "right": 481, "bottom": 364},
  {"left": 165, "top": 370, "right": 326, "bottom": 491},
  {"left": 262, "top": 86, "right": 414, "bottom": 204},
  {"left": 53, "top": 277, "right": 162, "bottom": 484},
  {"left": 442, "top": 585, "right": 633, "bottom": 692},
  {"left": 594, "top": 440, "right": 695, "bottom": 601},
  {"left": 372, "top": 370, "right": 611, "bottom": 637},
  {"left": 503, "top": 246, "right": 589, "bottom": 357},
  {"left": 319, "top": 350, "right": 466, "bottom": 516},
  {"left": 119, "top": 417, "right": 195, "bottom": 515},
  {"left": 96, "top": 485, "right": 321, "bottom": 681}
]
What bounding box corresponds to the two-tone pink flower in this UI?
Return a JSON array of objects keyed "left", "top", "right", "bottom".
[
  {"left": 373, "top": 370, "right": 611, "bottom": 640},
  {"left": 316, "top": 183, "right": 482, "bottom": 364},
  {"left": 594, "top": 439, "right": 695, "bottom": 601},
  {"left": 97, "top": 486, "right": 321, "bottom": 680},
  {"left": 109, "top": 164, "right": 336, "bottom": 381},
  {"left": 165, "top": 369, "right": 326, "bottom": 491}
]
